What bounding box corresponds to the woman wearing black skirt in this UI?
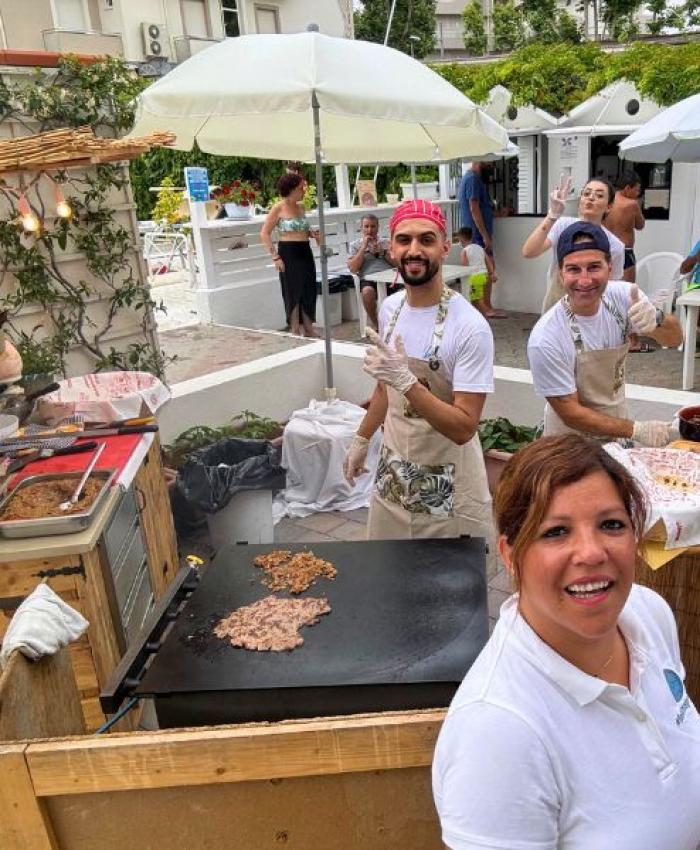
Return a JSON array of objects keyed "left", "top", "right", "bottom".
[{"left": 261, "top": 172, "right": 319, "bottom": 336}]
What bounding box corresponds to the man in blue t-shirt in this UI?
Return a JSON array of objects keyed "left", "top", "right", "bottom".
[
  {"left": 681, "top": 237, "right": 700, "bottom": 291},
  {"left": 457, "top": 163, "right": 505, "bottom": 318}
]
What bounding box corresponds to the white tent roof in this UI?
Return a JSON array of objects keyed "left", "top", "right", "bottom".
[
  {"left": 482, "top": 85, "right": 558, "bottom": 135},
  {"left": 554, "top": 81, "right": 661, "bottom": 132}
]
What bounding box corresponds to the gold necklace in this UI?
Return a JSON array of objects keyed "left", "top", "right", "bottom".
[{"left": 593, "top": 653, "right": 614, "bottom": 679}]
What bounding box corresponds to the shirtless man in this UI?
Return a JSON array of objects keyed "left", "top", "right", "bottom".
[{"left": 605, "top": 171, "right": 645, "bottom": 283}]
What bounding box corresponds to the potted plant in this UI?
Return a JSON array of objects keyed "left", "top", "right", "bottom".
[
  {"left": 211, "top": 180, "right": 259, "bottom": 219},
  {"left": 478, "top": 417, "right": 538, "bottom": 495}
]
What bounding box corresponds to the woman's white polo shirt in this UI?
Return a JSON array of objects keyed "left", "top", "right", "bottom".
[{"left": 432, "top": 585, "right": 700, "bottom": 850}]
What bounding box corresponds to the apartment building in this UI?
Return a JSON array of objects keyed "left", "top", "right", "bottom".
[{"left": 0, "top": 0, "right": 353, "bottom": 70}]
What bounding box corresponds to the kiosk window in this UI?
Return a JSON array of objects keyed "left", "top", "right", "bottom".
[
  {"left": 591, "top": 134, "right": 671, "bottom": 221},
  {"left": 487, "top": 135, "right": 546, "bottom": 217}
]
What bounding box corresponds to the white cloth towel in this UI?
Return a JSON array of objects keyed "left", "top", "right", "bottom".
[
  {"left": 0, "top": 583, "right": 89, "bottom": 669},
  {"left": 275, "top": 398, "right": 381, "bottom": 519}
]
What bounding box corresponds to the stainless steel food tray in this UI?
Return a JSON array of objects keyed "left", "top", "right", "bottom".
[{"left": 0, "top": 469, "right": 117, "bottom": 538}]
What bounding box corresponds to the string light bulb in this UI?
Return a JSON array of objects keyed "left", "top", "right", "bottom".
[
  {"left": 17, "top": 193, "right": 40, "bottom": 233},
  {"left": 55, "top": 185, "right": 72, "bottom": 220}
]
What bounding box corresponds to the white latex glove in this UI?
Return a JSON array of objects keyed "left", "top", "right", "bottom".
[
  {"left": 627, "top": 285, "right": 657, "bottom": 335},
  {"left": 548, "top": 173, "right": 572, "bottom": 219},
  {"left": 343, "top": 434, "right": 370, "bottom": 485},
  {"left": 363, "top": 329, "right": 418, "bottom": 395},
  {"left": 632, "top": 420, "right": 673, "bottom": 447}
]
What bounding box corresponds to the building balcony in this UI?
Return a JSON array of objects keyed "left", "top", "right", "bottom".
[
  {"left": 42, "top": 29, "right": 123, "bottom": 57},
  {"left": 173, "top": 35, "right": 223, "bottom": 64}
]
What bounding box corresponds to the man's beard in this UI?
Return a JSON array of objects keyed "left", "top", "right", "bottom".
[{"left": 399, "top": 257, "right": 440, "bottom": 287}]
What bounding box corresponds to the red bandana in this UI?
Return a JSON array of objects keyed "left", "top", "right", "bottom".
[{"left": 389, "top": 199, "right": 447, "bottom": 236}]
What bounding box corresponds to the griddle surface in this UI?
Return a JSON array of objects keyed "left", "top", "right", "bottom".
[{"left": 138, "top": 538, "right": 487, "bottom": 700}]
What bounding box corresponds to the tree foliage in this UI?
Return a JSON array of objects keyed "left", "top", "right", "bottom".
[
  {"left": 493, "top": 0, "right": 526, "bottom": 52},
  {"left": 462, "top": 0, "right": 488, "bottom": 56},
  {"left": 434, "top": 40, "right": 700, "bottom": 115},
  {"left": 353, "top": 0, "right": 437, "bottom": 59}
]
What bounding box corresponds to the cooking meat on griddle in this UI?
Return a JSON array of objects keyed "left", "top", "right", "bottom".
[
  {"left": 253, "top": 549, "right": 337, "bottom": 593},
  {"left": 213, "top": 595, "right": 331, "bottom": 651}
]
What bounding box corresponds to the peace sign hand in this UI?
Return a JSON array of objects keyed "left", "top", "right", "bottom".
[
  {"left": 363, "top": 329, "right": 417, "bottom": 395},
  {"left": 548, "top": 174, "right": 572, "bottom": 219}
]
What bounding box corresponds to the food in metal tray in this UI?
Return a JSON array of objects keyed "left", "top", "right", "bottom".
[
  {"left": 0, "top": 477, "right": 103, "bottom": 520},
  {"left": 253, "top": 548, "right": 337, "bottom": 593},
  {"left": 214, "top": 595, "right": 331, "bottom": 651}
]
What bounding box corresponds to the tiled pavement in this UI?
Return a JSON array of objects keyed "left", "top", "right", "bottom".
[{"left": 274, "top": 507, "right": 512, "bottom": 633}]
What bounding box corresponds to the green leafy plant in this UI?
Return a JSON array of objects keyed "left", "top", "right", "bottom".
[
  {"left": 478, "top": 417, "right": 538, "bottom": 453},
  {"left": 151, "top": 176, "right": 187, "bottom": 225},
  {"left": 462, "top": 0, "right": 488, "bottom": 56},
  {"left": 211, "top": 179, "right": 260, "bottom": 207},
  {"left": 164, "top": 411, "right": 283, "bottom": 468},
  {"left": 0, "top": 56, "right": 169, "bottom": 378}
]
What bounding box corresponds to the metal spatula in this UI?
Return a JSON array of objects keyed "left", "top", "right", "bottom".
[{"left": 59, "top": 442, "right": 106, "bottom": 511}]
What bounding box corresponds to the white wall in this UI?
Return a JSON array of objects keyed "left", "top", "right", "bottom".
[
  {"left": 116, "top": 0, "right": 223, "bottom": 62},
  {"left": 159, "top": 342, "right": 696, "bottom": 442}
]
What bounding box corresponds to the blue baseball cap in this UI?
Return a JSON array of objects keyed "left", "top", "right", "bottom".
[{"left": 557, "top": 221, "right": 610, "bottom": 265}]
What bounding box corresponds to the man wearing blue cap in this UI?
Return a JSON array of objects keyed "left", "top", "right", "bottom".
[{"left": 527, "top": 222, "right": 683, "bottom": 446}]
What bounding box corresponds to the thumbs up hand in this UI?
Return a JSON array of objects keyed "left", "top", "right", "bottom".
[
  {"left": 364, "top": 329, "right": 417, "bottom": 395},
  {"left": 627, "top": 284, "right": 657, "bottom": 335}
]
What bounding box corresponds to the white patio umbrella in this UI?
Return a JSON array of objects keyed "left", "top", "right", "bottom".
[
  {"left": 131, "top": 28, "right": 508, "bottom": 392},
  {"left": 618, "top": 92, "right": 700, "bottom": 163}
]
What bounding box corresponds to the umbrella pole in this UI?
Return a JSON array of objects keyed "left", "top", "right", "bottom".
[
  {"left": 312, "top": 92, "right": 336, "bottom": 399},
  {"left": 411, "top": 164, "right": 418, "bottom": 199}
]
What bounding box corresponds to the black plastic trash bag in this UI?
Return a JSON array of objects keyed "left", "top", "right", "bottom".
[
  {"left": 175, "top": 438, "right": 285, "bottom": 514},
  {"left": 316, "top": 274, "right": 353, "bottom": 295}
]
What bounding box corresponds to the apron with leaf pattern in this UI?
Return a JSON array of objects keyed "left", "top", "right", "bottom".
[{"left": 367, "top": 286, "right": 493, "bottom": 542}]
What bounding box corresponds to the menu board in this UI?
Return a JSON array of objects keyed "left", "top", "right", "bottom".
[{"left": 184, "top": 167, "right": 210, "bottom": 202}]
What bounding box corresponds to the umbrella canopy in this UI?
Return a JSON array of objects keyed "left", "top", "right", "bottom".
[
  {"left": 131, "top": 30, "right": 509, "bottom": 392},
  {"left": 618, "top": 92, "right": 700, "bottom": 163},
  {"left": 130, "top": 32, "right": 508, "bottom": 163}
]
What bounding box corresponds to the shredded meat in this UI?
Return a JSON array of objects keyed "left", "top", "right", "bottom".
[
  {"left": 253, "top": 549, "right": 337, "bottom": 594},
  {"left": 214, "top": 595, "right": 331, "bottom": 651},
  {"left": 0, "top": 477, "right": 103, "bottom": 521}
]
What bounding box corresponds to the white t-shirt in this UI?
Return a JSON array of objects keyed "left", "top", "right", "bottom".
[
  {"left": 461, "top": 244, "right": 487, "bottom": 272},
  {"left": 528, "top": 280, "right": 651, "bottom": 398},
  {"left": 433, "top": 585, "right": 700, "bottom": 850},
  {"left": 548, "top": 215, "right": 625, "bottom": 280},
  {"left": 378, "top": 290, "right": 494, "bottom": 393}
]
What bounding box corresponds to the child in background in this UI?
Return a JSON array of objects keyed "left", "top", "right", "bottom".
[{"left": 457, "top": 226, "right": 497, "bottom": 310}]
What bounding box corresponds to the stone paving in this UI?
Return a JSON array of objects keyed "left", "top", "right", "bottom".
[{"left": 154, "top": 274, "right": 695, "bottom": 390}]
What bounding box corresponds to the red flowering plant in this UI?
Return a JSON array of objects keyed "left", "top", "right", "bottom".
[{"left": 211, "top": 179, "right": 259, "bottom": 207}]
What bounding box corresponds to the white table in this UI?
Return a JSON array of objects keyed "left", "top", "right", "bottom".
[
  {"left": 676, "top": 288, "right": 700, "bottom": 390},
  {"left": 365, "top": 264, "right": 469, "bottom": 307}
]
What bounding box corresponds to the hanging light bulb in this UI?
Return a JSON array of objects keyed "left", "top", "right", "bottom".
[
  {"left": 17, "top": 193, "right": 40, "bottom": 233},
  {"left": 55, "top": 185, "right": 72, "bottom": 220}
]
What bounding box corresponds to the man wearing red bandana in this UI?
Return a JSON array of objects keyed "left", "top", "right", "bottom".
[{"left": 343, "top": 199, "right": 495, "bottom": 543}]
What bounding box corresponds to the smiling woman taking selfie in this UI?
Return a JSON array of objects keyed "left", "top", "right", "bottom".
[{"left": 432, "top": 435, "right": 700, "bottom": 850}]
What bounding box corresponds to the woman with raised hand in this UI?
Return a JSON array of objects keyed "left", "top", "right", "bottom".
[{"left": 433, "top": 434, "right": 700, "bottom": 850}]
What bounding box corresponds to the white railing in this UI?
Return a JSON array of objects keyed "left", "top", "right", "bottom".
[{"left": 188, "top": 201, "right": 456, "bottom": 330}]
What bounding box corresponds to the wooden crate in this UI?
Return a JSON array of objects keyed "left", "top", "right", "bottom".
[{"left": 0, "top": 709, "right": 445, "bottom": 850}]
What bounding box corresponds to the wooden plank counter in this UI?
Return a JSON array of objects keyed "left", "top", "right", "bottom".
[
  {"left": 0, "top": 438, "right": 179, "bottom": 730},
  {"left": 1, "top": 709, "right": 446, "bottom": 850}
]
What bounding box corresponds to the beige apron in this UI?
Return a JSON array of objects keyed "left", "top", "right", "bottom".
[
  {"left": 544, "top": 294, "right": 630, "bottom": 437},
  {"left": 367, "top": 287, "right": 493, "bottom": 542}
]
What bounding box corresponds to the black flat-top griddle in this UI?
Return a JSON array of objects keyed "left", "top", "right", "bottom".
[{"left": 137, "top": 537, "right": 488, "bottom": 727}]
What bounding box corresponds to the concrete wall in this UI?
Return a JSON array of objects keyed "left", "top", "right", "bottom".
[
  {"left": 0, "top": 0, "right": 53, "bottom": 51},
  {"left": 158, "top": 342, "right": 696, "bottom": 443}
]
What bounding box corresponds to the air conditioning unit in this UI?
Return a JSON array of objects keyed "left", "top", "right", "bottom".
[{"left": 141, "top": 22, "right": 168, "bottom": 59}]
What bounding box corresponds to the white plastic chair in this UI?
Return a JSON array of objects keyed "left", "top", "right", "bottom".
[{"left": 635, "top": 251, "right": 685, "bottom": 311}]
